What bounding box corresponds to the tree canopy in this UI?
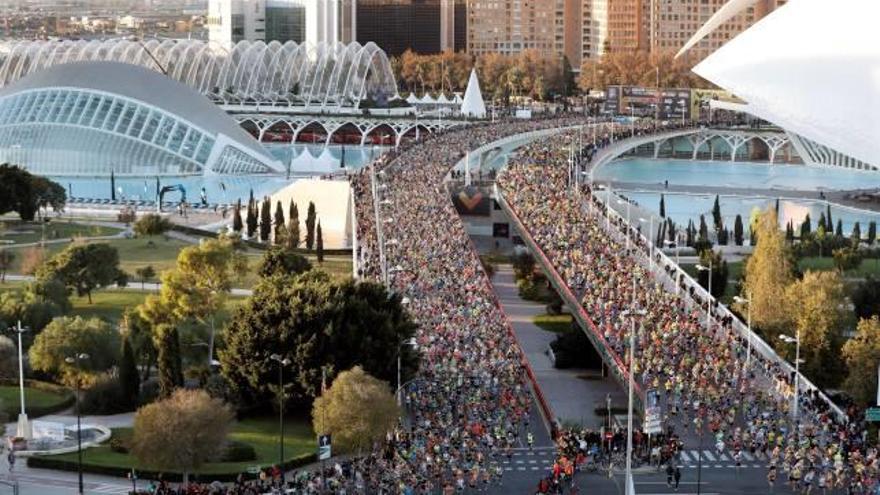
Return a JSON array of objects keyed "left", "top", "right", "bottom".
[
  {"left": 0, "top": 164, "right": 66, "bottom": 221},
  {"left": 741, "top": 209, "right": 794, "bottom": 334},
  {"left": 842, "top": 316, "right": 880, "bottom": 406},
  {"left": 133, "top": 214, "right": 172, "bottom": 238},
  {"left": 312, "top": 366, "right": 399, "bottom": 454},
  {"left": 29, "top": 316, "right": 120, "bottom": 386},
  {"left": 36, "top": 243, "right": 127, "bottom": 304}
]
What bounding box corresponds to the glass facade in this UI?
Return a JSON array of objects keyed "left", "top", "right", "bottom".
[
  {"left": 265, "top": 0, "right": 306, "bottom": 43},
  {"left": 356, "top": 0, "right": 467, "bottom": 56},
  {"left": 0, "top": 88, "right": 274, "bottom": 176}
]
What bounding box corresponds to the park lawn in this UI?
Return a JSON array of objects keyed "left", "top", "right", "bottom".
[
  {"left": 48, "top": 416, "right": 315, "bottom": 476},
  {"left": 69, "top": 289, "right": 247, "bottom": 324},
  {"left": 0, "top": 219, "right": 120, "bottom": 245},
  {"left": 798, "top": 256, "right": 880, "bottom": 277},
  {"left": 533, "top": 313, "right": 573, "bottom": 333},
  {"left": 0, "top": 385, "right": 70, "bottom": 417}
]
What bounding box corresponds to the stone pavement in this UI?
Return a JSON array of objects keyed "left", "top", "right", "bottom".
[{"left": 490, "top": 265, "right": 626, "bottom": 430}]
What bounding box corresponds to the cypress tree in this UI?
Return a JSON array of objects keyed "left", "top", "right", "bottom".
[
  {"left": 775, "top": 198, "right": 780, "bottom": 215},
  {"left": 699, "top": 214, "right": 709, "bottom": 241},
  {"left": 659, "top": 194, "right": 666, "bottom": 218},
  {"left": 260, "top": 197, "right": 272, "bottom": 242},
  {"left": 656, "top": 222, "right": 664, "bottom": 248},
  {"left": 273, "top": 200, "right": 285, "bottom": 243},
  {"left": 232, "top": 198, "right": 243, "bottom": 232},
  {"left": 157, "top": 324, "right": 183, "bottom": 398},
  {"left": 666, "top": 218, "right": 676, "bottom": 243},
  {"left": 835, "top": 219, "right": 843, "bottom": 238},
  {"left": 686, "top": 220, "right": 694, "bottom": 247},
  {"left": 852, "top": 221, "right": 861, "bottom": 247},
  {"left": 246, "top": 199, "right": 258, "bottom": 238},
  {"left": 800, "top": 213, "right": 811, "bottom": 239},
  {"left": 119, "top": 335, "right": 140, "bottom": 409},
  {"left": 826, "top": 204, "right": 833, "bottom": 234},
  {"left": 712, "top": 195, "right": 722, "bottom": 232},
  {"left": 287, "top": 201, "right": 300, "bottom": 249},
  {"left": 305, "top": 201, "right": 317, "bottom": 250},
  {"left": 316, "top": 220, "right": 324, "bottom": 263},
  {"left": 786, "top": 221, "right": 795, "bottom": 244},
  {"left": 734, "top": 214, "right": 744, "bottom": 246},
  {"left": 818, "top": 212, "right": 827, "bottom": 233},
  {"left": 868, "top": 221, "right": 877, "bottom": 245}
]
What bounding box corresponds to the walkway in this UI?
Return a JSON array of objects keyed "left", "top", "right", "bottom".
[{"left": 490, "top": 265, "right": 625, "bottom": 429}]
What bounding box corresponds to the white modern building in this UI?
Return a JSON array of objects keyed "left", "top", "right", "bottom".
[
  {"left": 305, "top": 0, "right": 355, "bottom": 47},
  {"left": 208, "top": 0, "right": 308, "bottom": 45}
]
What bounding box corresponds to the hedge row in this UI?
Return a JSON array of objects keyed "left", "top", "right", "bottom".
[{"left": 27, "top": 452, "right": 317, "bottom": 483}]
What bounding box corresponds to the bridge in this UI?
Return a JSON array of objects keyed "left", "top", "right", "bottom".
[
  {"left": 591, "top": 126, "right": 877, "bottom": 173},
  {"left": 233, "top": 114, "right": 463, "bottom": 147}
]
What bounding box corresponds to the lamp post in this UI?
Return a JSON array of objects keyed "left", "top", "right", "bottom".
[
  {"left": 396, "top": 335, "right": 417, "bottom": 406},
  {"left": 65, "top": 352, "right": 90, "bottom": 495},
  {"left": 7, "top": 321, "right": 29, "bottom": 440},
  {"left": 269, "top": 354, "right": 291, "bottom": 472},
  {"left": 621, "top": 304, "right": 647, "bottom": 495},
  {"left": 733, "top": 294, "right": 752, "bottom": 365},
  {"left": 779, "top": 332, "right": 802, "bottom": 428}
]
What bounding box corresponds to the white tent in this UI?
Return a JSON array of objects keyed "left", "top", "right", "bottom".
[
  {"left": 436, "top": 93, "right": 452, "bottom": 105},
  {"left": 460, "top": 69, "right": 487, "bottom": 118},
  {"left": 453, "top": 93, "right": 463, "bottom": 105},
  {"left": 694, "top": 0, "right": 880, "bottom": 167},
  {"left": 419, "top": 94, "right": 436, "bottom": 105},
  {"left": 405, "top": 93, "right": 420, "bottom": 105}
]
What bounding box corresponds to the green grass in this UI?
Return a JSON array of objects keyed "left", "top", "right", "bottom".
[
  {"left": 0, "top": 385, "right": 70, "bottom": 416},
  {"left": 0, "top": 220, "right": 120, "bottom": 245},
  {"left": 798, "top": 256, "right": 880, "bottom": 277},
  {"left": 67, "top": 289, "right": 246, "bottom": 325},
  {"left": 533, "top": 313, "right": 573, "bottom": 333},
  {"left": 48, "top": 416, "right": 315, "bottom": 475}
]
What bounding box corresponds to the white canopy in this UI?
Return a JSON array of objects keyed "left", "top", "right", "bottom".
[
  {"left": 405, "top": 93, "right": 420, "bottom": 104},
  {"left": 694, "top": 0, "right": 880, "bottom": 167},
  {"left": 453, "top": 93, "right": 463, "bottom": 104},
  {"left": 460, "top": 69, "right": 487, "bottom": 119},
  {"left": 419, "top": 94, "right": 436, "bottom": 105},
  {"left": 436, "top": 93, "right": 452, "bottom": 105}
]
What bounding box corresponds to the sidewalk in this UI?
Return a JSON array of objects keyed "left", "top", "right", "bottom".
[{"left": 490, "top": 265, "right": 626, "bottom": 429}]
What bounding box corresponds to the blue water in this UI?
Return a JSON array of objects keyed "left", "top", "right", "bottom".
[
  {"left": 596, "top": 158, "right": 880, "bottom": 191},
  {"left": 622, "top": 191, "right": 880, "bottom": 235},
  {"left": 48, "top": 143, "right": 385, "bottom": 202}
]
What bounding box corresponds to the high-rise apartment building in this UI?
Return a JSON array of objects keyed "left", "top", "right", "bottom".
[
  {"left": 207, "top": 0, "right": 307, "bottom": 45},
  {"left": 356, "top": 0, "right": 466, "bottom": 56},
  {"left": 466, "top": 0, "right": 566, "bottom": 57}
]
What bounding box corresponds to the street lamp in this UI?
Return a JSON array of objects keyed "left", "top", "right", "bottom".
[
  {"left": 65, "top": 352, "right": 90, "bottom": 495},
  {"left": 7, "top": 321, "right": 30, "bottom": 440},
  {"left": 396, "top": 337, "right": 417, "bottom": 406},
  {"left": 733, "top": 294, "right": 752, "bottom": 365},
  {"left": 779, "top": 332, "right": 802, "bottom": 426},
  {"left": 269, "top": 354, "right": 291, "bottom": 472},
  {"left": 620, "top": 307, "right": 646, "bottom": 495}
]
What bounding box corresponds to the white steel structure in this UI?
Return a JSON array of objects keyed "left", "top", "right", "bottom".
[
  {"left": 692, "top": 0, "right": 880, "bottom": 169},
  {"left": 0, "top": 39, "right": 398, "bottom": 111},
  {"left": 0, "top": 61, "right": 282, "bottom": 176}
]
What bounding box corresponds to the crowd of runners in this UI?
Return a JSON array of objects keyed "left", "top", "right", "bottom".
[{"left": 497, "top": 128, "right": 879, "bottom": 493}]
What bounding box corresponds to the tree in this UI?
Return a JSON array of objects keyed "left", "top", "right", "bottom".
[
  {"left": 156, "top": 324, "right": 183, "bottom": 398},
  {"left": 273, "top": 200, "right": 285, "bottom": 244},
  {"left": 852, "top": 276, "right": 880, "bottom": 320},
  {"left": 852, "top": 221, "right": 861, "bottom": 247},
  {"left": 800, "top": 213, "right": 811, "bottom": 239},
  {"left": 316, "top": 220, "right": 324, "bottom": 263},
  {"left": 132, "top": 389, "right": 234, "bottom": 486},
  {"left": 711, "top": 195, "right": 722, "bottom": 232},
  {"left": 733, "top": 215, "right": 744, "bottom": 246},
  {"left": 0, "top": 164, "right": 65, "bottom": 221},
  {"left": 868, "top": 221, "right": 877, "bottom": 245},
  {"left": 659, "top": 194, "right": 665, "bottom": 218},
  {"left": 220, "top": 272, "right": 418, "bottom": 409},
  {"left": 19, "top": 246, "right": 45, "bottom": 276},
  {"left": 685, "top": 220, "right": 694, "bottom": 247},
  {"left": 119, "top": 335, "right": 140, "bottom": 409},
  {"left": 258, "top": 246, "right": 312, "bottom": 278},
  {"left": 30, "top": 176, "right": 67, "bottom": 217},
  {"left": 120, "top": 308, "right": 157, "bottom": 383},
  {"left": 311, "top": 366, "right": 399, "bottom": 454},
  {"left": 698, "top": 215, "right": 709, "bottom": 242},
  {"left": 832, "top": 247, "right": 862, "bottom": 273},
  {"left": 835, "top": 219, "right": 843, "bottom": 238},
  {"left": 287, "top": 200, "right": 300, "bottom": 249},
  {"left": 232, "top": 199, "right": 243, "bottom": 233},
  {"left": 783, "top": 270, "right": 849, "bottom": 386},
  {"left": 742, "top": 209, "right": 794, "bottom": 334},
  {"left": 818, "top": 212, "right": 827, "bottom": 233},
  {"left": 259, "top": 197, "right": 271, "bottom": 243},
  {"left": 842, "top": 316, "right": 880, "bottom": 405},
  {"left": 246, "top": 199, "right": 258, "bottom": 239},
  {"left": 37, "top": 243, "right": 127, "bottom": 304},
  {"left": 133, "top": 214, "right": 171, "bottom": 238},
  {"left": 29, "top": 316, "right": 120, "bottom": 386},
  {"left": 135, "top": 265, "right": 155, "bottom": 290},
  {"left": 696, "top": 249, "right": 728, "bottom": 299},
  {"left": 826, "top": 204, "right": 833, "bottom": 235},
  {"left": 0, "top": 249, "right": 13, "bottom": 282},
  {"left": 305, "top": 201, "right": 317, "bottom": 250},
  {"left": 0, "top": 336, "right": 18, "bottom": 380}
]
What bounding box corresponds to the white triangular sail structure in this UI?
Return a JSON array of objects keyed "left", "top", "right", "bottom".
[
  {"left": 461, "top": 69, "right": 487, "bottom": 118},
  {"left": 694, "top": 0, "right": 880, "bottom": 167},
  {"left": 675, "top": 0, "right": 763, "bottom": 59},
  {"left": 405, "top": 93, "right": 420, "bottom": 105}
]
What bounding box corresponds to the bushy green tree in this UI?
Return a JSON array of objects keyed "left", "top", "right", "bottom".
[
  {"left": 29, "top": 316, "right": 120, "bottom": 386},
  {"left": 133, "top": 214, "right": 171, "bottom": 238},
  {"left": 696, "top": 249, "right": 728, "bottom": 299},
  {"left": 742, "top": 209, "right": 794, "bottom": 334},
  {"left": 135, "top": 265, "right": 155, "bottom": 289},
  {"left": 258, "top": 246, "right": 312, "bottom": 278},
  {"left": 842, "top": 316, "right": 880, "bottom": 405},
  {"left": 37, "top": 243, "right": 127, "bottom": 303},
  {"left": 0, "top": 164, "right": 66, "bottom": 221}
]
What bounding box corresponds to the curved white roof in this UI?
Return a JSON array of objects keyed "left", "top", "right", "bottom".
[
  {"left": 694, "top": 0, "right": 880, "bottom": 167},
  {"left": 0, "top": 60, "right": 273, "bottom": 162}
]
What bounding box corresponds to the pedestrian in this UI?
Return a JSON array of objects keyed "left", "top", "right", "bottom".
[
  {"left": 666, "top": 463, "right": 674, "bottom": 487},
  {"left": 767, "top": 465, "right": 777, "bottom": 491},
  {"left": 673, "top": 466, "right": 681, "bottom": 491},
  {"left": 528, "top": 431, "right": 534, "bottom": 451}
]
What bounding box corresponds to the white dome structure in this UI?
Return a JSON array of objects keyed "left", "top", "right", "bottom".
[{"left": 460, "top": 69, "right": 486, "bottom": 119}]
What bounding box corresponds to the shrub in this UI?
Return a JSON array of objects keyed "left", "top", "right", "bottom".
[
  {"left": 550, "top": 330, "right": 592, "bottom": 369},
  {"left": 220, "top": 440, "right": 257, "bottom": 462},
  {"left": 80, "top": 373, "right": 130, "bottom": 415},
  {"left": 133, "top": 214, "right": 171, "bottom": 238},
  {"left": 516, "top": 277, "right": 540, "bottom": 301}
]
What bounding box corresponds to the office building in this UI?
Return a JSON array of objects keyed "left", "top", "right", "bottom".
[{"left": 207, "top": 0, "right": 308, "bottom": 45}]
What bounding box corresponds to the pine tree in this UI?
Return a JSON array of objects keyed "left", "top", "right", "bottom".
[
  {"left": 273, "top": 200, "right": 285, "bottom": 244},
  {"left": 259, "top": 197, "right": 272, "bottom": 242},
  {"left": 316, "top": 220, "right": 324, "bottom": 263},
  {"left": 868, "top": 221, "right": 877, "bottom": 245},
  {"left": 287, "top": 201, "right": 300, "bottom": 249},
  {"left": 712, "top": 195, "right": 722, "bottom": 232},
  {"left": 734, "top": 214, "right": 744, "bottom": 246},
  {"left": 157, "top": 324, "right": 183, "bottom": 399},
  {"left": 232, "top": 199, "right": 243, "bottom": 232},
  {"left": 305, "top": 201, "right": 317, "bottom": 250},
  {"left": 852, "top": 221, "right": 861, "bottom": 247},
  {"left": 836, "top": 219, "right": 843, "bottom": 238},
  {"left": 659, "top": 194, "right": 666, "bottom": 218},
  {"left": 119, "top": 335, "right": 140, "bottom": 409}
]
